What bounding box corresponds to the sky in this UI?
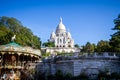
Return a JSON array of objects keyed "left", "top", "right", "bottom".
[{"left": 0, "top": 0, "right": 120, "bottom": 46}]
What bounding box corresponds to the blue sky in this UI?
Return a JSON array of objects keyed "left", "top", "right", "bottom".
[{"left": 0, "top": 0, "right": 120, "bottom": 46}]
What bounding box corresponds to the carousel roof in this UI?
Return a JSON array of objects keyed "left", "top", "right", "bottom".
[
  {"left": 0, "top": 42, "right": 41, "bottom": 57},
  {"left": 4, "top": 42, "right": 21, "bottom": 47}
]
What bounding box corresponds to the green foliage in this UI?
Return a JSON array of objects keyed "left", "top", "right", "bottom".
[
  {"left": 0, "top": 26, "right": 14, "bottom": 44},
  {"left": 74, "top": 44, "right": 79, "bottom": 48},
  {"left": 0, "top": 16, "right": 41, "bottom": 49},
  {"left": 42, "top": 42, "right": 55, "bottom": 47},
  {"left": 112, "top": 14, "right": 120, "bottom": 30},
  {"left": 41, "top": 52, "right": 51, "bottom": 58},
  {"left": 55, "top": 70, "right": 64, "bottom": 80},
  {"left": 110, "top": 72, "right": 120, "bottom": 79},
  {"left": 37, "top": 71, "right": 73, "bottom": 80},
  {"left": 81, "top": 40, "right": 111, "bottom": 53},
  {"left": 78, "top": 72, "right": 89, "bottom": 79},
  {"left": 64, "top": 73, "right": 73, "bottom": 79},
  {"left": 96, "top": 40, "right": 111, "bottom": 52},
  {"left": 98, "top": 72, "right": 120, "bottom": 79},
  {"left": 81, "top": 42, "right": 96, "bottom": 53},
  {"left": 57, "top": 52, "right": 73, "bottom": 56},
  {"left": 110, "top": 14, "right": 120, "bottom": 52}
]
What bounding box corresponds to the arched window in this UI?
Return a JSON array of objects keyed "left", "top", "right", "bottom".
[
  {"left": 57, "top": 38, "right": 59, "bottom": 44},
  {"left": 63, "top": 38, "right": 65, "bottom": 43},
  {"left": 60, "top": 39, "right": 62, "bottom": 44}
]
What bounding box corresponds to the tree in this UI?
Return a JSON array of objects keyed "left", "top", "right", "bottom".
[
  {"left": 109, "top": 14, "right": 120, "bottom": 52},
  {"left": 0, "top": 16, "right": 41, "bottom": 49},
  {"left": 96, "top": 40, "right": 111, "bottom": 52},
  {"left": 0, "top": 26, "right": 14, "bottom": 44},
  {"left": 41, "top": 52, "right": 51, "bottom": 58},
  {"left": 74, "top": 44, "right": 79, "bottom": 48},
  {"left": 81, "top": 42, "right": 96, "bottom": 53},
  {"left": 42, "top": 42, "right": 55, "bottom": 47}
]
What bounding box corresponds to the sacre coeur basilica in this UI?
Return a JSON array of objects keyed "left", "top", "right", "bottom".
[{"left": 42, "top": 18, "right": 79, "bottom": 54}]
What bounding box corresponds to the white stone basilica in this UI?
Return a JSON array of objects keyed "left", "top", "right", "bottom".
[
  {"left": 49, "top": 18, "right": 74, "bottom": 48},
  {"left": 42, "top": 18, "right": 79, "bottom": 54}
]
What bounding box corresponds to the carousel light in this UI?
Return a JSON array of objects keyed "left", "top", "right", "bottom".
[
  {"left": 24, "top": 54, "right": 27, "bottom": 55},
  {"left": 31, "top": 55, "right": 33, "bottom": 57},
  {"left": 12, "top": 52, "right": 14, "bottom": 54},
  {"left": 1, "top": 52, "right": 5, "bottom": 55},
  {"left": 18, "top": 53, "right": 21, "bottom": 56},
  {"left": 24, "top": 53, "right": 29, "bottom": 56},
  {"left": 9, "top": 52, "right": 11, "bottom": 54}
]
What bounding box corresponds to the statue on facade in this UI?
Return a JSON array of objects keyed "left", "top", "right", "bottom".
[{"left": 11, "top": 35, "right": 16, "bottom": 42}]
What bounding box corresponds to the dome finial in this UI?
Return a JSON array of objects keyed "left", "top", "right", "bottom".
[{"left": 60, "top": 17, "right": 62, "bottom": 23}]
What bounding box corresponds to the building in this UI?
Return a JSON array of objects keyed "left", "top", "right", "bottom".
[
  {"left": 42, "top": 18, "right": 79, "bottom": 54},
  {"left": 49, "top": 18, "right": 74, "bottom": 48}
]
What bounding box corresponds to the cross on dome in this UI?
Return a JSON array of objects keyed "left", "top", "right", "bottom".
[
  {"left": 56, "top": 17, "right": 66, "bottom": 33},
  {"left": 60, "top": 17, "right": 62, "bottom": 23}
]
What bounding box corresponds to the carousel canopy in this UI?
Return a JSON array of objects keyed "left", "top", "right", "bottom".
[
  {"left": 0, "top": 42, "right": 41, "bottom": 57},
  {"left": 4, "top": 42, "right": 21, "bottom": 47}
]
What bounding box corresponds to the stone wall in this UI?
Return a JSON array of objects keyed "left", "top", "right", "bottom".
[
  {"left": 72, "top": 58, "right": 120, "bottom": 77},
  {"left": 36, "top": 53, "right": 120, "bottom": 78}
]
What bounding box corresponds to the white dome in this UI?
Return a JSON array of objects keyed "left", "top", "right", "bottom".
[
  {"left": 57, "top": 23, "right": 66, "bottom": 30},
  {"left": 51, "top": 31, "right": 56, "bottom": 38},
  {"left": 56, "top": 18, "right": 66, "bottom": 33},
  {"left": 67, "top": 32, "right": 71, "bottom": 38}
]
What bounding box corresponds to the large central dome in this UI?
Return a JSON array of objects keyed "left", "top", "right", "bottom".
[{"left": 56, "top": 18, "right": 66, "bottom": 33}]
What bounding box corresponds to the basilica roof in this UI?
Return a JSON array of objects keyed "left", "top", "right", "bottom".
[{"left": 56, "top": 18, "right": 66, "bottom": 33}]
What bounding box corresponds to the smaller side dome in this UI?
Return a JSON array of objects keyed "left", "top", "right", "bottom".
[
  {"left": 67, "top": 32, "right": 71, "bottom": 38},
  {"left": 50, "top": 31, "right": 56, "bottom": 38}
]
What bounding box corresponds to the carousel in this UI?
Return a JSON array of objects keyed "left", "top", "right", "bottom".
[{"left": 0, "top": 35, "right": 41, "bottom": 79}]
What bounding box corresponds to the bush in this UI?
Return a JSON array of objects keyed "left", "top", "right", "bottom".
[
  {"left": 78, "top": 72, "right": 89, "bottom": 79},
  {"left": 55, "top": 70, "right": 64, "bottom": 80},
  {"left": 111, "top": 72, "right": 120, "bottom": 79}
]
